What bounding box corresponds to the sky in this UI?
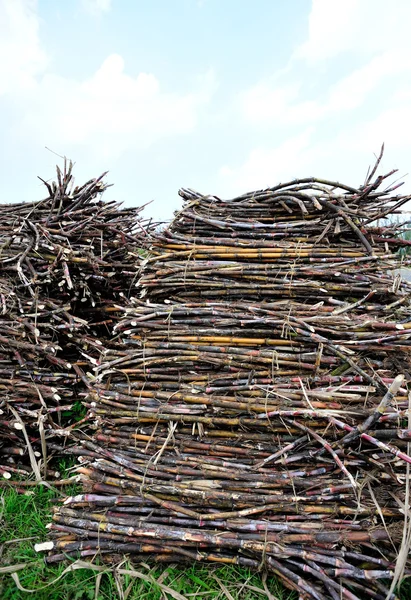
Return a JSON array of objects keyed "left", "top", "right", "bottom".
[{"left": 1, "top": 0, "right": 411, "bottom": 220}]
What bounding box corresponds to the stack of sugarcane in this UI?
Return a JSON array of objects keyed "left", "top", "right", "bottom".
[
  {"left": 40, "top": 154, "right": 411, "bottom": 599},
  {"left": 0, "top": 161, "right": 153, "bottom": 482},
  {"left": 139, "top": 158, "right": 411, "bottom": 302}
]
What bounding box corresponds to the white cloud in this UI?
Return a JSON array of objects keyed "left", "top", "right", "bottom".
[
  {"left": 220, "top": 128, "right": 315, "bottom": 194},
  {"left": 81, "top": 0, "right": 111, "bottom": 17},
  {"left": 239, "top": 0, "right": 411, "bottom": 128},
  {"left": 233, "top": 0, "right": 411, "bottom": 199},
  {"left": 0, "top": 0, "right": 48, "bottom": 95},
  {"left": 241, "top": 82, "right": 323, "bottom": 125},
  {"left": 297, "top": 0, "right": 411, "bottom": 63},
  {"left": 340, "top": 105, "right": 411, "bottom": 155},
  {"left": 326, "top": 53, "right": 400, "bottom": 112},
  {"left": 15, "top": 56, "right": 213, "bottom": 160},
  {"left": 0, "top": 1, "right": 214, "bottom": 162},
  {"left": 296, "top": 0, "right": 361, "bottom": 62},
  {"left": 220, "top": 100, "right": 411, "bottom": 198},
  {"left": 218, "top": 132, "right": 406, "bottom": 200},
  {"left": 242, "top": 83, "right": 299, "bottom": 123},
  {"left": 241, "top": 51, "right": 411, "bottom": 126}
]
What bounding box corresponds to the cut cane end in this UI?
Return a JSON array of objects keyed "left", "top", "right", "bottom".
[{"left": 35, "top": 542, "right": 54, "bottom": 552}]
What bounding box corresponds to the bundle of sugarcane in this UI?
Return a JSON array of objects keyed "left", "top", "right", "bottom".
[
  {"left": 41, "top": 373, "right": 411, "bottom": 600},
  {"left": 0, "top": 160, "right": 151, "bottom": 305},
  {"left": 41, "top": 156, "right": 411, "bottom": 599},
  {"left": 67, "top": 298, "right": 411, "bottom": 434},
  {"left": 0, "top": 161, "right": 154, "bottom": 481},
  {"left": 140, "top": 149, "right": 411, "bottom": 302},
  {"left": 40, "top": 363, "right": 411, "bottom": 599}
]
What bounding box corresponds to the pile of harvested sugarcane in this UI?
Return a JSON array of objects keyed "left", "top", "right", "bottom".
[
  {"left": 0, "top": 161, "right": 152, "bottom": 482},
  {"left": 36, "top": 152, "right": 411, "bottom": 599}
]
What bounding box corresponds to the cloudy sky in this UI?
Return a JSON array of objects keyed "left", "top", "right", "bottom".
[{"left": 1, "top": 0, "right": 410, "bottom": 219}]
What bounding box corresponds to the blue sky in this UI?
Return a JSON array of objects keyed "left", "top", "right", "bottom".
[{"left": 1, "top": 0, "right": 410, "bottom": 219}]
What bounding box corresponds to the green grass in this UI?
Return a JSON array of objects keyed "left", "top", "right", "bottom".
[{"left": 0, "top": 483, "right": 295, "bottom": 600}]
